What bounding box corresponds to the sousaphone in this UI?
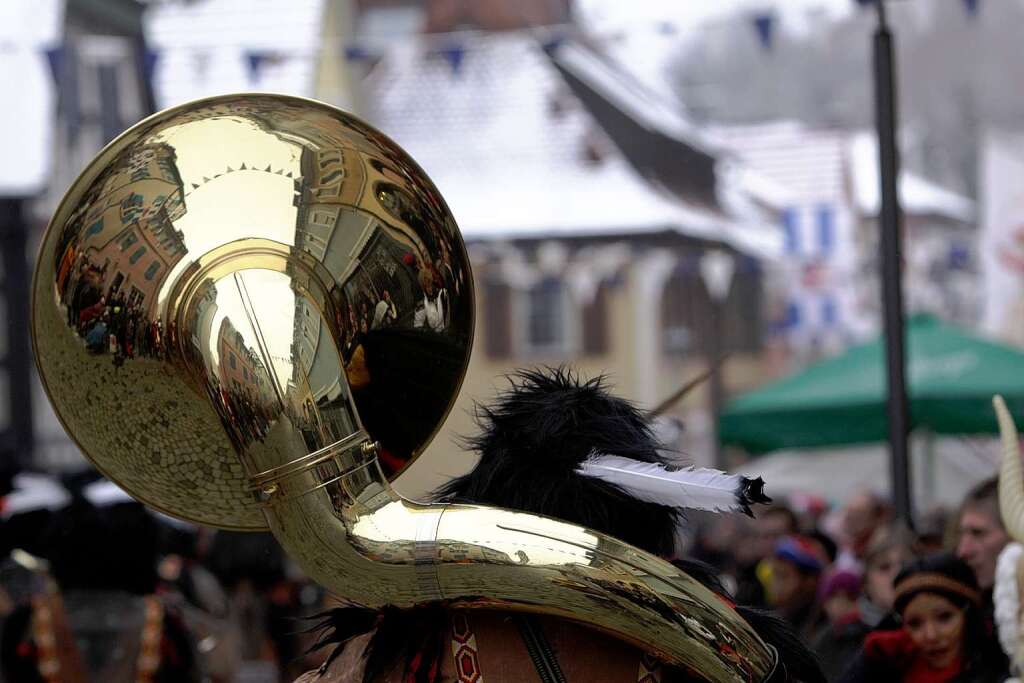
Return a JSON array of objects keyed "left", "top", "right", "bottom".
[{"left": 32, "top": 94, "right": 777, "bottom": 681}]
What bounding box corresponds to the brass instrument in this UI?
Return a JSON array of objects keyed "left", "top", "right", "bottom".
[{"left": 32, "top": 94, "right": 775, "bottom": 681}]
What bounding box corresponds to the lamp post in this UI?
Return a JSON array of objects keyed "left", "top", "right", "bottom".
[{"left": 873, "top": 0, "right": 913, "bottom": 527}]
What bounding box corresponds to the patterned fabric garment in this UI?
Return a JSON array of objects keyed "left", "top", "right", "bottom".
[{"left": 295, "top": 611, "right": 686, "bottom": 683}]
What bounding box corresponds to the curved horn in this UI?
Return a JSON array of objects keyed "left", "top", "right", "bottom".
[
  {"left": 995, "top": 396, "right": 1024, "bottom": 542},
  {"left": 32, "top": 94, "right": 775, "bottom": 682}
]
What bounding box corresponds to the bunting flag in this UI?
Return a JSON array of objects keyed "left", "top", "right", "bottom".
[
  {"left": 44, "top": 45, "right": 64, "bottom": 86},
  {"left": 245, "top": 50, "right": 278, "bottom": 84},
  {"left": 438, "top": 43, "right": 465, "bottom": 75},
  {"left": 752, "top": 13, "right": 775, "bottom": 51}
]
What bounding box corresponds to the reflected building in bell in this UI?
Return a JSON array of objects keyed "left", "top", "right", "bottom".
[
  {"left": 216, "top": 317, "right": 272, "bottom": 404},
  {"left": 71, "top": 142, "right": 188, "bottom": 313},
  {"left": 184, "top": 278, "right": 219, "bottom": 371}
]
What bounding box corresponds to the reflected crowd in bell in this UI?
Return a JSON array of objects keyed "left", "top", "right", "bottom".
[{"left": 43, "top": 95, "right": 472, "bottom": 496}]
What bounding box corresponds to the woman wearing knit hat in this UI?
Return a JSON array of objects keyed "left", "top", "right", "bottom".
[{"left": 839, "top": 553, "right": 1007, "bottom": 683}]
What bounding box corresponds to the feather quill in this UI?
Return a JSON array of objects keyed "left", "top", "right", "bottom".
[{"left": 577, "top": 453, "right": 770, "bottom": 516}]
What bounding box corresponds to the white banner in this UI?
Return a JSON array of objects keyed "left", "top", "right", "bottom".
[
  {"left": 0, "top": 0, "right": 63, "bottom": 197},
  {"left": 980, "top": 130, "right": 1024, "bottom": 346}
]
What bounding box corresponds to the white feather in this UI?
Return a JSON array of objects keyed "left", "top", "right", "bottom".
[{"left": 576, "top": 453, "right": 749, "bottom": 513}]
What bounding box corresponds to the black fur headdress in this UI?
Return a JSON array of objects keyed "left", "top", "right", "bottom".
[{"left": 435, "top": 367, "right": 682, "bottom": 556}]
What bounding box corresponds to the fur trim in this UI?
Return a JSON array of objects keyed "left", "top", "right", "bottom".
[{"left": 995, "top": 542, "right": 1024, "bottom": 664}]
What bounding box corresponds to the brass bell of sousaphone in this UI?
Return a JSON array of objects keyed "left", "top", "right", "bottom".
[{"left": 32, "top": 94, "right": 776, "bottom": 681}]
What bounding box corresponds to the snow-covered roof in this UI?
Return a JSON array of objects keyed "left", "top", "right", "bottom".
[
  {"left": 145, "top": 0, "right": 324, "bottom": 108},
  {"left": 708, "top": 121, "right": 975, "bottom": 223},
  {"left": 708, "top": 121, "right": 849, "bottom": 204},
  {"left": 552, "top": 40, "right": 719, "bottom": 153},
  {"left": 0, "top": 0, "right": 62, "bottom": 197},
  {"left": 365, "top": 34, "right": 779, "bottom": 257},
  {"left": 848, "top": 131, "right": 975, "bottom": 223}
]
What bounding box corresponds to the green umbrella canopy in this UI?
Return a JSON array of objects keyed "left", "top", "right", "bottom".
[{"left": 720, "top": 314, "right": 1024, "bottom": 454}]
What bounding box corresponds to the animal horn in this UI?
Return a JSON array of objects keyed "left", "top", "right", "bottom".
[
  {"left": 32, "top": 94, "right": 775, "bottom": 680},
  {"left": 996, "top": 396, "right": 1024, "bottom": 542}
]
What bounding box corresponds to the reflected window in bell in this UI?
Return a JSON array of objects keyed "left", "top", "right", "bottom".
[
  {"left": 525, "top": 277, "right": 570, "bottom": 355},
  {"left": 129, "top": 247, "right": 147, "bottom": 265},
  {"left": 119, "top": 231, "right": 138, "bottom": 251}
]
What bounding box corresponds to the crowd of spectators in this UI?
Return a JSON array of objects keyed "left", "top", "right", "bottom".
[
  {"left": 687, "top": 478, "right": 1012, "bottom": 681},
  {"left": 1, "top": 463, "right": 1018, "bottom": 682}
]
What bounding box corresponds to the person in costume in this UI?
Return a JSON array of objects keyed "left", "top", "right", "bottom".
[
  {"left": 838, "top": 553, "right": 1007, "bottom": 683},
  {"left": 298, "top": 368, "right": 825, "bottom": 683},
  {"left": 0, "top": 474, "right": 201, "bottom": 683}
]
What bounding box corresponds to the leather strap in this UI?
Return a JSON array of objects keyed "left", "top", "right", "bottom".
[{"left": 515, "top": 615, "right": 567, "bottom": 683}]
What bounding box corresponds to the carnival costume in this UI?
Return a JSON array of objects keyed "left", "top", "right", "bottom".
[{"left": 30, "top": 94, "right": 823, "bottom": 683}]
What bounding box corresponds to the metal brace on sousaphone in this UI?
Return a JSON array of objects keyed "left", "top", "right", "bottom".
[{"left": 31, "top": 94, "right": 777, "bottom": 682}]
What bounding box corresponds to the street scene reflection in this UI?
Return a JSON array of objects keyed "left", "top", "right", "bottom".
[{"left": 37, "top": 96, "right": 473, "bottom": 529}]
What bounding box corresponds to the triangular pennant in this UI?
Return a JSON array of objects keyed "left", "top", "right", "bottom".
[
  {"left": 191, "top": 183, "right": 200, "bottom": 190},
  {"left": 963, "top": 0, "right": 979, "bottom": 16},
  {"left": 202, "top": 176, "right": 211, "bottom": 183},
  {"left": 438, "top": 44, "right": 465, "bottom": 75},
  {"left": 286, "top": 172, "right": 293, "bottom": 178},
  {"left": 753, "top": 13, "right": 774, "bottom": 51},
  {"left": 246, "top": 51, "right": 272, "bottom": 84},
  {"left": 226, "top": 166, "right": 234, "bottom": 173},
  {"left": 275, "top": 169, "right": 284, "bottom": 175},
  {"left": 240, "top": 163, "right": 247, "bottom": 170},
  {"left": 265, "top": 165, "right": 272, "bottom": 172},
  {"left": 44, "top": 45, "right": 64, "bottom": 86}
]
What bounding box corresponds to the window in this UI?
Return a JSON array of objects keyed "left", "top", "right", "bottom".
[
  {"left": 97, "top": 63, "right": 123, "bottom": 143},
  {"left": 581, "top": 282, "right": 609, "bottom": 355},
  {"left": 661, "top": 270, "right": 701, "bottom": 355},
  {"left": 722, "top": 263, "right": 764, "bottom": 353},
  {"left": 129, "top": 247, "right": 147, "bottom": 264},
  {"left": 661, "top": 259, "right": 764, "bottom": 356},
  {"left": 229, "top": 353, "right": 237, "bottom": 370},
  {"left": 483, "top": 279, "right": 511, "bottom": 359},
  {"left": 119, "top": 231, "right": 138, "bottom": 251},
  {"left": 76, "top": 35, "right": 145, "bottom": 147},
  {"left": 525, "top": 278, "right": 569, "bottom": 353},
  {"left": 144, "top": 261, "right": 160, "bottom": 281},
  {"left": 311, "top": 210, "right": 337, "bottom": 227}
]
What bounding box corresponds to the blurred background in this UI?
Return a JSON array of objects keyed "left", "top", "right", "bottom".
[
  {"left": 3, "top": 0, "right": 1024, "bottom": 679},
  {"left": 4, "top": 0, "right": 1021, "bottom": 507}
]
